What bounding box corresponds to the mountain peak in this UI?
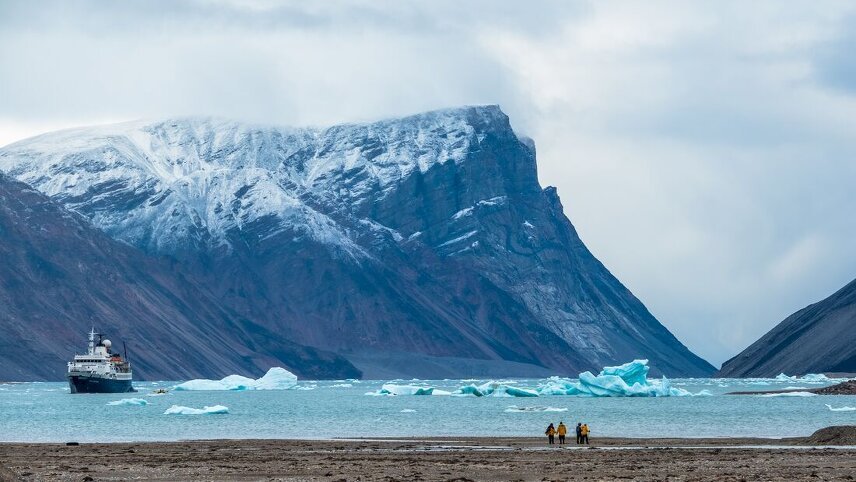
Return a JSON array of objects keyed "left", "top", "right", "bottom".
[{"left": 0, "top": 106, "right": 715, "bottom": 378}]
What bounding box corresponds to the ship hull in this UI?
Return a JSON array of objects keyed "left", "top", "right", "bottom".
[{"left": 68, "top": 375, "right": 135, "bottom": 394}]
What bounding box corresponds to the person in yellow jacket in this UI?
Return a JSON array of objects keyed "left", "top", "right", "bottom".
[
  {"left": 557, "top": 422, "right": 568, "bottom": 444},
  {"left": 581, "top": 423, "right": 590, "bottom": 444},
  {"left": 544, "top": 423, "right": 556, "bottom": 445}
]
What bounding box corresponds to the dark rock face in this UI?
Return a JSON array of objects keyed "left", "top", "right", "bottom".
[
  {"left": 0, "top": 106, "right": 715, "bottom": 378},
  {"left": 0, "top": 173, "right": 359, "bottom": 381},
  {"left": 719, "top": 278, "right": 856, "bottom": 377}
]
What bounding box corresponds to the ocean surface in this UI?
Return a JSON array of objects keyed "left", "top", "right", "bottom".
[{"left": 1, "top": 377, "right": 853, "bottom": 442}]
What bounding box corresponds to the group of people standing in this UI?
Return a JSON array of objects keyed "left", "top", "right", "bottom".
[{"left": 545, "top": 422, "right": 589, "bottom": 445}]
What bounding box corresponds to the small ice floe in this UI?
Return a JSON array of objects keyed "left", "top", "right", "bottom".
[
  {"left": 173, "top": 367, "right": 298, "bottom": 391},
  {"left": 456, "top": 382, "right": 539, "bottom": 398},
  {"left": 400, "top": 409, "right": 417, "bottom": 413},
  {"left": 330, "top": 383, "right": 353, "bottom": 388},
  {"left": 825, "top": 404, "right": 856, "bottom": 412},
  {"left": 758, "top": 391, "right": 816, "bottom": 397},
  {"left": 163, "top": 405, "right": 229, "bottom": 415},
  {"left": 293, "top": 385, "right": 317, "bottom": 391},
  {"left": 368, "top": 384, "right": 452, "bottom": 396},
  {"left": 504, "top": 406, "right": 568, "bottom": 413},
  {"left": 106, "top": 398, "right": 148, "bottom": 406},
  {"left": 775, "top": 373, "right": 831, "bottom": 383}
]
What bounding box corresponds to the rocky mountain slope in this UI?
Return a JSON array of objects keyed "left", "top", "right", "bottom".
[
  {"left": 0, "top": 172, "right": 358, "bottom": 381},
  {"left": 0, "top": 106, "right": 715, "bottom": 378},
  {"left": 718, "top": 278, "right": 856, "bottom": 377}
]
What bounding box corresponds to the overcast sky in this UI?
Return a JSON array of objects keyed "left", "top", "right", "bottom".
[{"left": 2, "top": 0, "right": 855, "bottom": 366}]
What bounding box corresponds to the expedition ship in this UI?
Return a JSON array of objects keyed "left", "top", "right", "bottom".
[{"left": 67, "top": 329, "right": 135, "bottom": 394}]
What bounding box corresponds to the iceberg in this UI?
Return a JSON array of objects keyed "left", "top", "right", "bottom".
[
  {"left": 504, "top": 406, "right": 568, "bottom": 412},
  {"left": 775, "top": 373, "right": 830, "bottom": 383},
  {"left": 107, "top": 398, "right": 148, "bottom": 406},
  {"left": 825, "top": 404, "right": 856, "bottom": 412},
  {"left": 537, "top": 360, "right": 695, "bottom": 397},
  {"left": 370, "top": 384, "right": 452, "bottom": 396},
  {"left": 173, "top": 367, "right": 298, "bottom": 391},
  {"left": 454, "top": 382, "right": 539, "bottom": 397},
  {"left": 163, "top": 404, "right": 229, "bottom": 415},
  {"left": 368, "top": 360, "right": 702, "bottom": 399}
]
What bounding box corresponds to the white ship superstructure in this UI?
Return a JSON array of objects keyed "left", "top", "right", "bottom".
[{"left": 67, "top": 329, "right": 134, "bottom": 394}]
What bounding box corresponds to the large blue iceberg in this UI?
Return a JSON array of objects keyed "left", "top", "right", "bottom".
[
  {"left": 366, "top": 360, "right": 704, "bottom": 398},
  {"left": 173, "top": 367, "right": 298, "bottom": 391},
  {"left": 538, "top": 360, "right": 699, "bottom": 397}
]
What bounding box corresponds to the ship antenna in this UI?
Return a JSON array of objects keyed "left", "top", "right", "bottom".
[{"left": 124, "top": 341, "right": 129, "bottom": 361}]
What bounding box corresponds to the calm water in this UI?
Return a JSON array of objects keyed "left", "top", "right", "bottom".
[{"left": 0, "top": 378, "right": 853, "bottom": 442}]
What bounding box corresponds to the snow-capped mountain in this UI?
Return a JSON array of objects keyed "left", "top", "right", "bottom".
[{"left": 0, "top": 106, "right": 715, "bottom": 377}]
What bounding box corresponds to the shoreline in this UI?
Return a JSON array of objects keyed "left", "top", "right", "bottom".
[
  {"left": 2, "top": 431, "right": 855, "bottom": 481},
  {"left": 0, "top": 434, "right": 842, "bottom": 447}
]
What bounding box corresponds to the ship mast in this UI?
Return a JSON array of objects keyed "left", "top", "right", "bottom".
[{"left": 87, "top": 327, "right": 96, "bottom": 355}]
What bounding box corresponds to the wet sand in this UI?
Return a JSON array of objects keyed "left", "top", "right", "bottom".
[{"left": 1, "top": 436, "right": 855, "bottom": 481}]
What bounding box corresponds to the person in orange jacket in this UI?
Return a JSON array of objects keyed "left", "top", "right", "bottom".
[
  {"left": 545, "top": 423, "right": 556, "bottom": 445},
  {"left": 581, "top": 423, "right": 590, "bottom": 444},
  {"left": 557, "top": 422, "right": 568, "bottom": 444}
]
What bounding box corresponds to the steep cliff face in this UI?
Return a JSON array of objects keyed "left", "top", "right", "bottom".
[
  {"left": 0, "top": 172, "right": 359, "bottom": 381},
  {"left": 0, "top": 106, "right": 715, "bottom": 377},
  {"left": 718, "top": 278, "right": 856, "bottom": 377}
]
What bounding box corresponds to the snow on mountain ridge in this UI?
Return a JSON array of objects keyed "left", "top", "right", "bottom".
[{"left": 0, "top": 105, "right": 513, "bottom": 256}]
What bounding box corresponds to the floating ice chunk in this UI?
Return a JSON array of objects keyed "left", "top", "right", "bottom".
[
  {"left": 370, "top": 384, "right": 451, "bottom": 396},
  {"left": 757, "top": 391, "right": 816, "bottom": 397},
  {"left": 454, "top": 382, "right": 538, "bottom": 397},
  {"left": 537, "top": 360, "right": 694, "bottom": 397},
  {"left": 164, "top": 405, "right": 229, "bottom": 415},
  {"left": 775, "top": 373, "right": 829, "bottom": 383},
  {"left": 400, "top": 409, "right": 417, "bottom": 413},
  {"left": 174, "top": 367, "right": 298, "bottom": 391},
  {"left": 107, "top": 398, "right": 148, "bottom": 406},
  {"left": 370, "top": 360, "right": 700, "bottom": 399},
  {"left": 599, "top": 360, "right": 649, "bottom": 386},
  {"left": 504, "top": 406, "right": 568, "bottom": 412},
  {"left": 330, "top": 383, "right": 353, "bottom": 388},
  {"left": 825, "top": 404, "right": 856, "bottom": 412},
  {"left": 247, "top": 367, "right": 299, "bottom": 389}
]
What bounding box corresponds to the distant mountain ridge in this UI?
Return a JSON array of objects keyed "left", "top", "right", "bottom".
[
  {"left": 0, "top": 106, "right": 715, "bottom": 379},
  {"left": 718, "top": 278, "right": 856, "bottom": 377}
]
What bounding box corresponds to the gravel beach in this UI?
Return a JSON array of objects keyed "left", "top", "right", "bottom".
[{"left": 2, "top": 430, "right": 855, "bottom": 481}]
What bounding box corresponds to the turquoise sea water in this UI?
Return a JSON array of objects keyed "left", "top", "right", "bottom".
[{"left": 1, "top": 378, "right": 853, "bottom": 442}]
